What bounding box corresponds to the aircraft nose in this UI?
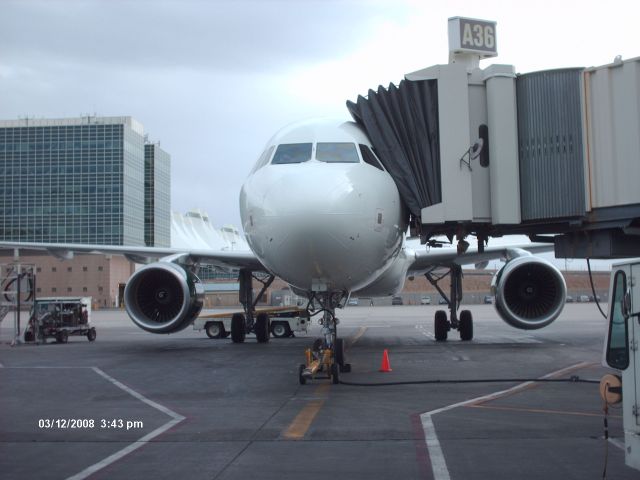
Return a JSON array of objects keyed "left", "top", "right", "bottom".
[
  {"left": 245, "top": 163, "right": 373, "bottom": 290},
  {"left": 264, "top": 165, "right": 359, "bottom": 217}
]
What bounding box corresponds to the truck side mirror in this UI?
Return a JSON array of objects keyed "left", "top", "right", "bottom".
[{"left": 605, "top": 270, "right": 630, "bottom": 370}]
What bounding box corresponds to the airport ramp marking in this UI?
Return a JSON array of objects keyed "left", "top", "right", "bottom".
[
  {"left": 2, "top": 365, "right": 186, "bottom": 480},
  {"left": 283, "top": 383, "right": 329, "bottom": 440},
  {"left": 283, "top": 325, "right": 366, "bottom": 441},
  {"left": 466, "top": 404, "right": 617, "bottom": 418},
  {"left": 419, "top": 361, "right": 592, "bottom": 480},
  {"left": 65, "top": 367, "right": 186, "bottom": 480},
  {"left": 609, "top": 437, "right": 625, "bottom": 451}
]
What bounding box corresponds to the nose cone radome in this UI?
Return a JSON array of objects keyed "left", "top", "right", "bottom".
[{"left": 241, "top": 162, "right": 403, "bottom": 292}]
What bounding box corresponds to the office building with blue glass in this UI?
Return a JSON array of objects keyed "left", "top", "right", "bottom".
[
  {"left": 0, "top": 116, "right": 170, "bottom": 247},
  {"left": 144, "top": 143, "right": 171, "bottom": 247}
]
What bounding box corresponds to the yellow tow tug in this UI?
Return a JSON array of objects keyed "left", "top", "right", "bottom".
[{"left": 298, "top": 339, "right": 350, "bottom": 385}]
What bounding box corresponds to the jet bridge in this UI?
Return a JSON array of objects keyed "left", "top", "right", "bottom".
[{"left": 348, "top": 17, "right": 640, "bottom": 259}]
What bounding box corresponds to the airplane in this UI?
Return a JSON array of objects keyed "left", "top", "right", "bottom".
[{"left": 0, "top": 118, "right": 566, "bottom": 380}]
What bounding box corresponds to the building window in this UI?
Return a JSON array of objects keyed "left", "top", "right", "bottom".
[
  {"left": 52, "top": 267, "right": 57, "bottom": 272},
  {"left": 98, "top": 266, "right": 103, "bottom": 272},
  {"left": 67, "top": 287, "right": 72, "bottom": 292},
  {"left": 83, "top": 266, "right": 88, "bottom": 272},
  {"left": 36, "top": 287, "right": 41, "bottom": 293},
  {"left": 36, "top": 267, "right": 42, "bottom": 273},
  {"left": 67, "top": 266, "right": 72, "bottom": 272},
  {"left": 98, "top": 286, "right": 103, "bottom": 292},
  {"left": 52, "top": 287, "right": 57, "bottom": 293},
  {"left": 83, "top": 287, "right": 88, "bottom": 292}
]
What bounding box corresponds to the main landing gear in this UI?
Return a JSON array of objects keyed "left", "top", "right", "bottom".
[
  {"left": 299, "top": 292, "right": 351, "bottom": 385},
  {"left": 425, "top": 264, "right": 474, "bottom": 342},
  {"left": 230, "top": 269, "right": 274, "bottom": 344}
]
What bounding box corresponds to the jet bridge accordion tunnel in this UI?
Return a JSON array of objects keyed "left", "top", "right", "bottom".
[{"left": 347, "top": 56, "right": 640, "bottom": 259}]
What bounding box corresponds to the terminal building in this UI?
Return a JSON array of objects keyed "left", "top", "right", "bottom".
[
  {"left": 0, "top": 115, "right": 171, "bottom": 306},
  {"left": 144, "top": 143, "right": 171, "bottom": 247}
]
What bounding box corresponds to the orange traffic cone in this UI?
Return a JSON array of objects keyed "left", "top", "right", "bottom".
[{"left": 379, "top": 349, "right": 392, "bottom": 372}]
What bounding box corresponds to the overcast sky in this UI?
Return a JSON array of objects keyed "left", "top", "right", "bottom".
[{"left": 1, "top": 0, "right": 637, "bottom": 232}]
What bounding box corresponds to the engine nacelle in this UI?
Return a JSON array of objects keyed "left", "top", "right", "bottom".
[
  {"left": 492, "top": 256, "right": 566, "bottom": 330},
  {"left": 124, "top": 262, "right": 205, "bottom": 334}
]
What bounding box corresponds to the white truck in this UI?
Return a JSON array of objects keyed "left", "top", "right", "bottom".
[
  {"left": 193, "top": 306, "right": 310, "bottom": 339},
  {"left": 601, "top": 260, "right": 640, "bottom": 472}
]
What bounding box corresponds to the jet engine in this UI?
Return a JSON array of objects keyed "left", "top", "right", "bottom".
[
  {"left": 124, "top": 262, "right": 205, "bottom": 334},
  {"left": 492, "top": 256, "right": 566, "bottom": 330}
]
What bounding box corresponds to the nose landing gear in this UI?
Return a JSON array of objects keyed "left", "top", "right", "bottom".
[{"left": 299, "top": 293, "right": 351, "bottom": 385}]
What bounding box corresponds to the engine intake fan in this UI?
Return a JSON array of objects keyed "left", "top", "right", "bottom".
[
  {"left": 124, "top": 262, "right": 204, "bottom": 333},
  {"left": 492, "top": 256, "right": 566, "bottom": 330}
]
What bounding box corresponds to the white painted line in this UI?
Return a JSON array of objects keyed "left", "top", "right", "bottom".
[
  {"left": 421, "top": 414, "right": 451, "bottom": 480},
  {"left": 65, "top": 368, "right": 185, "bottom": 480},
  {"left": 66, "top": 418, "right": 183, "bottom": 480},
  {"left": 92, "top": 367, "right": 184, "bottom": 421},
  {"left": 420, "top": 362, "right": 590, "bottom": 480},
  {"left": 609, "top": 437, "right": 625, "bottom": 451},
  {"left": 4, "top": 365, "right": 187, "bottom": 479}
]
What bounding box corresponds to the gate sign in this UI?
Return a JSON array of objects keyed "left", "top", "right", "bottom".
[{"left": 448, "top": 17, "right": 498, "bottom": 57}]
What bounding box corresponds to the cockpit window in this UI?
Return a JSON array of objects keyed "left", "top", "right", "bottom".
[
  {"left": 271, "top": 143, "right": 313, "bottom": 164},
  {"left": 359, "top": 144, "right": 384, "bottom": 171},
  {"left": 316, "top": 143, "right": 359, "bottom": 163},
  {"left": 250, "top": 145, "right": 275, "bottom": 173}
]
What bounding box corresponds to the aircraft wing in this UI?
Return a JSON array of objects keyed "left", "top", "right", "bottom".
[
  {"left": 0, "top": 241, "right": 266, "bottom": 271},
  {"left": 407, "top": 243, "right": 554, "bottom": 275}
]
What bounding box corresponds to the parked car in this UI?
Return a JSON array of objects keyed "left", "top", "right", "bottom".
[
  {"left": 392, "top": 296, "right": 403, "bottom": 305},
  {"left": 420, "top": 295, "right": 431, "bottom": 305},
  {"left": 483, "top": 295, "right": 493, "bottom": 304},
  {"left": 438, "top": 297, "right": 448, "bottom": 305},
  {"left": 566, "top": 295, "right": 574, "bottom": 303},
  {"left": 347, "top": 297, "right": 359, "bottom": 306},
  {"left": 578, "top": 295, "right": 590, "bottom": 303}
]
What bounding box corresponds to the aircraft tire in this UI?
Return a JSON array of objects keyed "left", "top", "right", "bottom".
[
  {"left": 56, "top": 330, "right": 69, "bottom": 344},
  {"left": 298, "top": 364, "right": 307, "bottom": 385},
  {"left": 434, "top": 310, "right": 448, "bottom": 342},
  {"left": 459, "top": 310, "right": 473, "bottom": 341},
  {"left": 331, "top": 363, "right": 340, "bottom": 384},
  {"left": 334, "top": 338, "right": 345, "bottom": 367},
  {"left": 231, "top": 313, "right": 246, "bottom": 343},
  {"left": 255, "top": 313, "right": 270, "bottom": 343}
]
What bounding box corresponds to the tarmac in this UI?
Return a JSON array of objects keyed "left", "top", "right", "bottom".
[{"left": 0, "top": 303, "right": 637, "bottom": 480}]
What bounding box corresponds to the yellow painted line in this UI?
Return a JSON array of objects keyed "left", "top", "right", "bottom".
[
  {"left": 282, "top": 400, "right": 325, "bottom": 440},
  {"left": 466, "top": 403, "right": 620, "bottom": 418},
  {"left": 282, "top": 384, "right": 330, "bottom": 440}
]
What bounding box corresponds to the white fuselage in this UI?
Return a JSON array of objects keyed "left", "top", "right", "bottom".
[{"left": 240, "top": 119, "right": 407, "bottom": 294}]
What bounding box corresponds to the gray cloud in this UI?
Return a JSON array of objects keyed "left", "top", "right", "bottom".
[
  {"left": 0, "top": 0, "right": 389, "bottom": 72},
  {"left": 1, "top": 0, "right": 409, "bottom": 226}
]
